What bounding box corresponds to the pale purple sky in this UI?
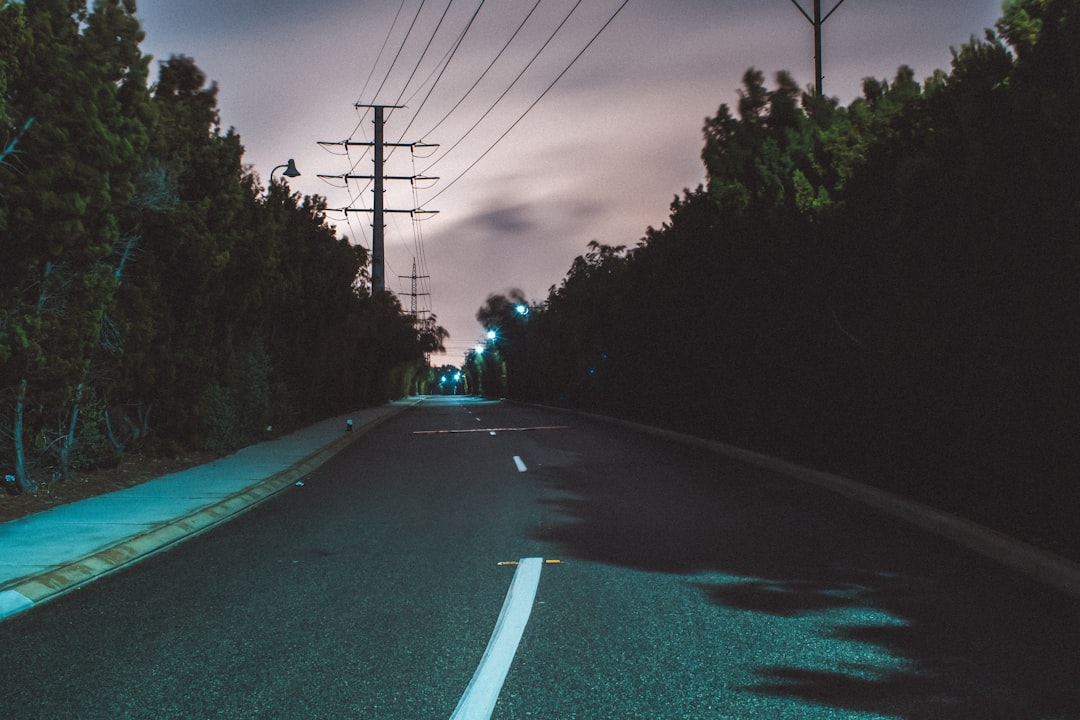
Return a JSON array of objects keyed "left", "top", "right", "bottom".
[{"left": 136, "top": 0, "right": 1005, "bottom": 364}]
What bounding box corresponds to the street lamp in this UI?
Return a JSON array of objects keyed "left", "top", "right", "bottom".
[{"left": 270, "top": 158, "right": 301, "bottom": 184}]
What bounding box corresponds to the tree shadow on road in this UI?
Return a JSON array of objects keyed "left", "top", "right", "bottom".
[{"left": 530, "top": 429, "right": 1080, "bottom": 719}]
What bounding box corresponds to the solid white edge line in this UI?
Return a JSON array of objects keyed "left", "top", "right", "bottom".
[
  {"left": 513, "top": 456, "right": 527, "bottom": 473},
  {"left": 449, "top": 557, "right": 543, "bottom": 720}
]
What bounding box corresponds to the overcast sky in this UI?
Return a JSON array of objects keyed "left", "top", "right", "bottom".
[{"left": 135, "top": 0, "right": 1005, "bottom": 365}]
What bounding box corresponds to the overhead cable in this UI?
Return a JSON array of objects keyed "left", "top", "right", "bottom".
[
  {"left": 392, "top": 0, "right": 488, "bottom": 146},
  {"left": 371, "top": 0, "right": 429, "bottom": 104},
  {"left": 422, "top": 0, "right": 587, "bottom": 174},
  {"left": 389, "top": 0, "right": 457, "bottom": 112},
  {"left": 419, "top": 0, "right": 543, "bottom": 141},
  {"left": 358, "top": 0, "right": 408, "bottom": 105},
  {"left": 421, "top": 0, "right": 632, "bottom": 205}
]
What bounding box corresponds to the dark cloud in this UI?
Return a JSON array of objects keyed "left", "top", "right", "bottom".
[{"left": 469, "top": 204, "right": 538, "bottom": 239}]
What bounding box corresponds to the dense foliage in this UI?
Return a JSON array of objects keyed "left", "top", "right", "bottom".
[
  {"left": 1, "top": 0, "right": 442, "bottom": 492},
  {"left": 477, "top": 0, "right": 1080, "bottom": 549}
]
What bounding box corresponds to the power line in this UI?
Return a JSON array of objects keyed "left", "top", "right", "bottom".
[
  {"left": 421, "top": 0, "right": 631, "bottom": 205},
  {"left": 419, "top": 0, "right": 544, "bottom": 141},
  {"left": 400, "top": 17, "right": 465, "bottom": 110},
  {"left": 392, "top": 0, "right": 488, "bottom": 146},
  {"left": 358, "top": 0, "right": 409, "bottom": 105},
  {"left": 371, "top": 0, "right": 429, "bottom": 104},
  {"left": 421, "top": 0, "right": 587, "bottom": 175},
  {"left": 389, "top": 0, "right": 458, "bottom": 111},
  {"left": 324, "top": 0, "right": 630, "bottom": 316}
]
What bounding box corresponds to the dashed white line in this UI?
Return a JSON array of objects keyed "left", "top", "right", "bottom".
[
  {"left": 449, "top": 557, "right": 544, "bottom": 720},
  {"left": 513, "top": 456, "right": 527, "bottom": 473}
]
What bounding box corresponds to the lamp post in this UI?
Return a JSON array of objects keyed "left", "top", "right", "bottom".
[{"left": 270, "top": 158, "right": 301, "bottom": 185}]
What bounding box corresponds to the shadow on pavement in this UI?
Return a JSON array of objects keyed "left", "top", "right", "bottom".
[{"left": 529, "top": 426, "right": 1080, "bottom": 719}]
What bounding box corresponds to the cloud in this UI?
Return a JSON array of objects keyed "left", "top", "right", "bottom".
[
  {"left": 469, "top": 203, "right": 538, "bottom": 238},
  {"left": 137, "top": 0, "right": 1009, "bottom": 368}
]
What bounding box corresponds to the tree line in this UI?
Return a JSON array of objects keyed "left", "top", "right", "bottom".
[
  {"left": 1, "top": 0, "right": 445, "bottom": 494},
  {"left": 474, "top": 0, "right": 1080, "bottom": 551}
]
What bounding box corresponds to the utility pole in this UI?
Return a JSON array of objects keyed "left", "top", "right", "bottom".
[
  {"left": 788, "top": 0, "right": 848, "bottom": 96},
  {"left": 317, "top": 104, "right": 438, "bottom": 295},
  {"left": 371, "top": 104, "right": 389, "bottom": 294},
  {"left": 398, "top": 258, "right": 430, "bottom": 319}
]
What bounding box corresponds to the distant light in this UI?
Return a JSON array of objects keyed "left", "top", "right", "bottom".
[
  {"left": 486, "top": 329, "right": 497, "bottom": 340},
  {"left": 474, "top": 344, "right": 484, "bottom": 355},
  {"left": 440, "top": 375, "right": 447, "bottom": 383},
  {"left": 454, "top": 372, "right": 461, "bottom": 381},
  {"left": 515, "top": 304, "right": 529, "bottom": 316}
]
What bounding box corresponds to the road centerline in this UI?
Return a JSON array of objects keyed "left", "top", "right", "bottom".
[
  {"left": 412, "top": 425, "right": 569, "bottom": 435},
  {"left": 513, "top": 456, "right": 527, "bottom": 473},
  {"left": 449, "top": 557, "right": 544, "bottom": 720}
]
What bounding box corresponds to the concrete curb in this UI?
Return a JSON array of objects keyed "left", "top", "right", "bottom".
[
  {"left": 0, "top": 401, "right": 415, "bottom": 621},
  {"left": 534, "top": 403, "right": 1080, "bottom": 601}
]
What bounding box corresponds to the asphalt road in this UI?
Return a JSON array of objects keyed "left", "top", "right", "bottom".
[{"left": 2, "top": 397, "right": 1078, "bottom": 719}]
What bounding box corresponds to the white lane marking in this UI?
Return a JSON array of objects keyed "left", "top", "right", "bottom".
[
  {"left": 449, "top": 557, "right": 544, "bottom": 720},
  {"left": 513, "top": 456, "right": 527, "bottom": 473},
  {"left": 413, "top": 426, "right": 569, "bottom": 435}
]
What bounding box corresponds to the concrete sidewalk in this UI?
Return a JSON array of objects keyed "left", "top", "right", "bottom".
[{"left": 0, "top": 399, "right": 418, "bottom": 621}]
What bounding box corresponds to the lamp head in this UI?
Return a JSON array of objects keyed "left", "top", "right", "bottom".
[{"left": 282, "top": 158, "right": 301, "bottom": 178}]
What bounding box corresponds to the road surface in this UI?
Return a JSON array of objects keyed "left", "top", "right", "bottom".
[{"left": 2, "top": 397, "right": 1077, "bottom": 718}]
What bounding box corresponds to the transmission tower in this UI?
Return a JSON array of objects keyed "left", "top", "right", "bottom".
[
  {"left": 399, "top": 258, "right": 431, "bottom": 319},
  {"left": 318, "top": 104, "right": 438, "bottom": 294},
  {"left": 788, "top": 0, "right": 849, "bottom": 96}
]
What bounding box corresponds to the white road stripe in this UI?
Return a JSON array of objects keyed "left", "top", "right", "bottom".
[
  {"left": 513, "top": 456, "right": 527, "bottom": 473},
  {"left": 413, "top": 426, "right": 569, "bottom": 435},
  {"left": 449, "top": 557, "right": 544, "bottom": 720}
]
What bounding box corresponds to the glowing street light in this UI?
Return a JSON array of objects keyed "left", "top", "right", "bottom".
[
  {"left": 515, "top": 304, "right": 529, "bottom": 316},
  {"left": 486, "top": 329, "right": 497, "bottom": 341}
]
